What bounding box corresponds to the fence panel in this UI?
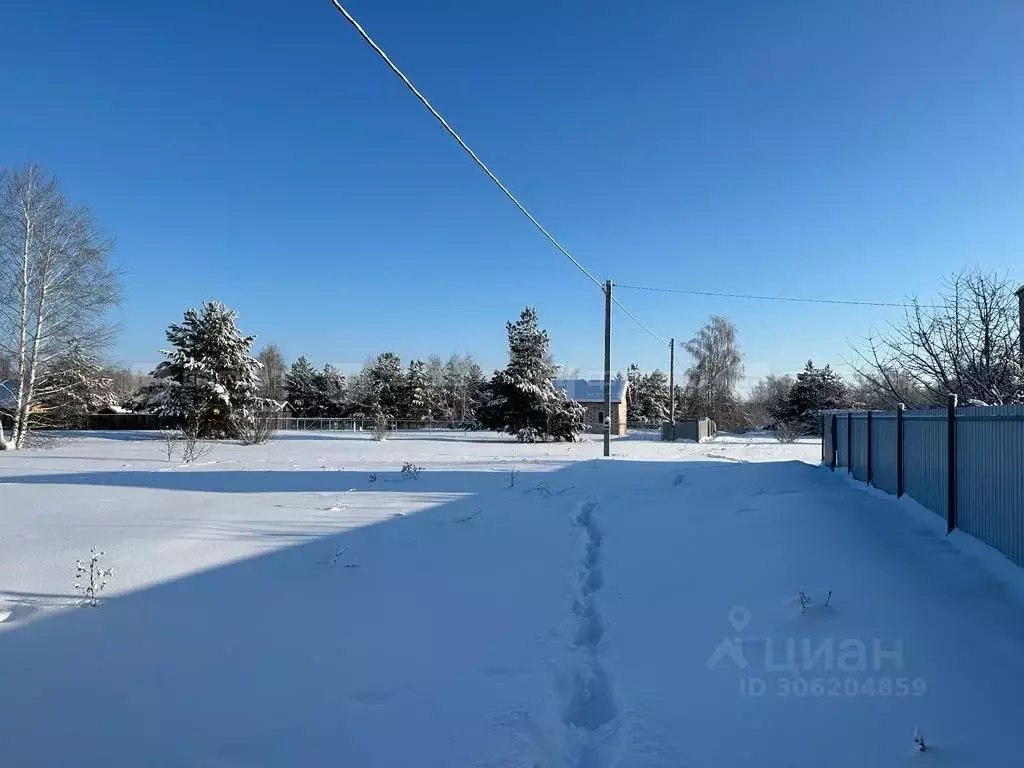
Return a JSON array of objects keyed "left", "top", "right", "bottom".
[
  {"left": 957, "top": 405, "right": 1024, "bottom": 567},
  {"left": 851, "top": 414, "right": 869, "bottom": 481},
  {"left": 821, "top": 414, "right": 832, "bottom": 464},
  {"left": 869, "top": 414, "right": 898, "bottom": 494},
  {"left": 81, "top": 413, "right": 181, "bottom": 430},
  {"left": 822, "top": 404, "right": 1024, "bottom": 569},
  {"left": 835, "top": 414, "right": 850, "bottom": 469},
  {"left": 902, "top": 411, "right": 947, "bottom": 520}
]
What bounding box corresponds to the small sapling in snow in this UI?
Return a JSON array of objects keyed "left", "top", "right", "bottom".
[
  {"left": 159, "top": 429, "right": 178, "bottom": 462},
  {"left": 508, "top": 466, "right": 520, "bottom": 488},
  {"left": 525, "top": 480, "right": 553, "bottom": 497},
  {"left": 369, "top": 473, "right": 377, "bottom": 484},
  {"left": 75, "top": 547, "right": 112, "bottom": 607},
  {"left": 400, "top": 462, "right": 424, "bottom": 480},
  {"left": 913, "top": 728, "right": 926, "bottom": 752},
  {"left": 799, "top": 590, "right": 834, "bottom": 613},
  {"left": 330, "top": 545, "right": 360, "bottom": 568}
]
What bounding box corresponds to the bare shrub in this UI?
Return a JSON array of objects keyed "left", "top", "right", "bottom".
[
  {"left": 179, "top": 413, "right": 211, "bottom": 464},
  {"left": 400, "top": 461, "right": 424, "bottom": 480},
  {"left": 159, "top": 429, "right": 178, "bottom": 461},
  {"left": 232, "top": 409, "right": 277, "bottom": 446},
  {"left": 773, "top": 420, "right": 803, "bottom": 443},
  {"left": 371, "top": 415, "right": 392, "bottom": 441}
]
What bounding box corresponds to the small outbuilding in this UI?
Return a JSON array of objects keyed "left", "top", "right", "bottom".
[{"left": 553, "top": 378, "right": 628, "bottom": 436}]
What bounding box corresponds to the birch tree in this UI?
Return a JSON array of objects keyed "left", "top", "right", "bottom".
[
  {"left": 683, "top": 315, "right": 744, "bottom": 426},
  {"left": 256, "top": 343, "right": 287, "bottom": 401},
  {"left": 853, "top": 269, "right": 1022, "bottom": 406},
  {"left": 0, "top": 163, "right": 120, "bottom": 449}
]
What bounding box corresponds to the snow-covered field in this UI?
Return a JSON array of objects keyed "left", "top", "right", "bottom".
[{"left": 2, "top": 430, "right": 1023, "bottom": 767}]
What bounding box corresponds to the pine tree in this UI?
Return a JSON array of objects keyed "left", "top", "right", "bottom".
[
  {"left": 777, "top": 360, "right": 852, "bottom": 432},
  {"left": 639, "top": 370, "right": 670, "bottom": 425},
  {"left": 441, "top": 355, "right": 462, "bottom": 423},
  {"left": 286, "top": 356, "right": 319, "bottom": 416},
  {"left": 36, "top": 343, "right": 114, "bottom": 427},
  {"left": 624, "top": 364, "right": 670, "bottom": 425},
  {"left": 142, "top": 301, "right": 261, "bottom": 437},
  {"left": 478, "top": 307, "right": 585, "bottom": 442},
  {"left": 345, "top": 363, "right": 373, "bottom": 415},
  {"left": 403, "top": 359, "right": 431, "bottom": 422},
  {"left": 315, "top": 364, "right": 346, "bottom": 416},
  {"left": 463, "top": 359, "right": 487, "bottom": 423},
  {"left": 367, "top": 352, "right": 404, "bottom": 420}
]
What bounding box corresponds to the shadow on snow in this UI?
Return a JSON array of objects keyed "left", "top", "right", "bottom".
[{"left": 0, "top": 458, "right": 834, "bottom": 766}]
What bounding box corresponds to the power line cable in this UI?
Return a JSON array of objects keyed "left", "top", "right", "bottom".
[
  {"left": 613, "top": 297, "right": 668, "bottom": 344},
  {"left": 616, "top": 283, "right": 932, "bottom": 309},
  {"left": 329, "top": 0, "right": 603, "bottom": 290},
  {"left": 330, "top": 2, "right": 674, "bottom": 346}
]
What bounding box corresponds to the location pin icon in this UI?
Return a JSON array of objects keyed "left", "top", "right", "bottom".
[{"left": 728, "top": 605, "right": 750, "bottom": 633}]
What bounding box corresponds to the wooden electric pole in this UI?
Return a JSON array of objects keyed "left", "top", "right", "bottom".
[
  {"left": 669, "top": 337, "right": 675, "bottom": 425},
  {"left": 603, "top": 279, "right": 612, "bottom": 457}
]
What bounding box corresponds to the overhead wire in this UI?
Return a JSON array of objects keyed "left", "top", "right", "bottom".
[
  {"left": 615, "top": 283, "right": 931, "bottom": 309},
  {"left": 329, "top": 1, "right": 673, "bottom": 347},
  {"left": 612, "top": 297, "right": 669, "bottom": 345},
  {"left": 330, "top": 3, "right": 915, "bottom": 344},
  {"left": 328, "top": 0, "right": 603, "bottom": 290}
]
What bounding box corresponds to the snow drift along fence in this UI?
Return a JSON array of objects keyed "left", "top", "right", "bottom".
[{"left": 822, "top": 401, "right": 1024, "bottom": 568}]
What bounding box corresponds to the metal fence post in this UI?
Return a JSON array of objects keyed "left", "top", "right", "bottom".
[
  {"left": 830, "top": 414, "right": 838, "bottom": 470},
  {"left": 946, "top": 393, "right": 958, "bottom": 534},
  {"left": 847, "top": 412, "right": 853, "bottom": 473},
  {"left": 866, "top": 411, "right": 873, "bottom": 486},
  {"left": 896, "top": 403, "right": 905, "bottom": 497}
]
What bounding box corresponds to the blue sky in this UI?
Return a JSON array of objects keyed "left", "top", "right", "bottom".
[{"left": 2, "top": 1, "right": 1022, "bottom": 385}]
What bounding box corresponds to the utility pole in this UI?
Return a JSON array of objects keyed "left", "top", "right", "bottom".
[
  {"left": 669, "top": 337, "right": 675, "bottom": 425},
  {"left": 603, "top": 279, "right": 612, "bottom": 458}
]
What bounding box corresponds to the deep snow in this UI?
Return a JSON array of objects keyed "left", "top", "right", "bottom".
[{"left": 1, "top": 430, "right": 1023, "bottom": 767}]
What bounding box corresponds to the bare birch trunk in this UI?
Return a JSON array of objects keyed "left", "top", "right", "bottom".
[
  {"left": 0, "top": 163, "right": 120, "bottom": 449},
  {"left": 9, "top": 197, "right": 33, "bottom": 447}
]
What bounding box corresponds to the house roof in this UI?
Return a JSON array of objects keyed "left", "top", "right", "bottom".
[{"left": 554, "top": 378, "right": 627, "bottom": 404}]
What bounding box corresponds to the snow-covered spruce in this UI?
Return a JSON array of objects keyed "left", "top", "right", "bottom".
[
  {"left": 402, "top": 359, "right": 431, "bottom": 423},
  {"left": 477, "top": 306, "right": 585, "bottom": 442},
  {"left": 133, "top": 301, "right": 262, "bottom": 438},
  {"left": 286, "top": 356, "right": 346, "bottom": 417},
  {"left": 626, "top": 363, "right": 670, "bottom": 426}
]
